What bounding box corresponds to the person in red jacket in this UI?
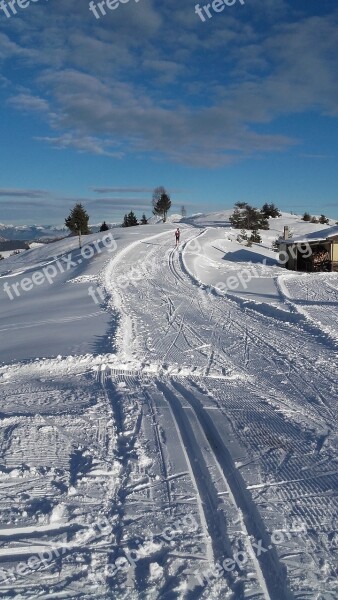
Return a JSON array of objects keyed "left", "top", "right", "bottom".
[{"left": 175, "top": 228, "right": 180, "bottom": 247}]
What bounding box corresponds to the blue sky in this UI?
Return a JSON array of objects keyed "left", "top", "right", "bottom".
[{"left": 0, "top": 0, "right": 337, "bottom": 225}]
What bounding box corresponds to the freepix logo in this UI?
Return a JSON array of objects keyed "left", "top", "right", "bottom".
[
  {"left": 0, "top": 0, "right": 47, "bottom": 19},
  {"left": 89, "top": 0, "right": 140, "bottom": 20},
  {"left": 3, "top": 233, "right": 117, "bottom": 301},
  {"left": 195, "top": 0, "right": 245, "bottom": 22}
]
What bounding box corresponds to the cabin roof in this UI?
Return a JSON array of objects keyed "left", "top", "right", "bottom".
[{"left": 282, "top": 225, "right": 338, "bottom": 245}]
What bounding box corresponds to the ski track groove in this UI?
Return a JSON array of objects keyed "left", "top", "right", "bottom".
[
  {"left": 155, "top": 381, "right": 230, "bottom": 576},
  {"left": 169, "top": 379, "right": 293, "bottom": 600},
  {"left": 143, "top": 388, "right": 174, "bottom": 514}
]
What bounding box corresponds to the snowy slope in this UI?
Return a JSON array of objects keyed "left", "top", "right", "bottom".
[{"left": 0, "top": 215, "right": 337, "bottom": 599}]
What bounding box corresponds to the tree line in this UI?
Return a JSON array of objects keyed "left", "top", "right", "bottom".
[
  {"left": 63, "top": 194, "right": 334, "bottom": 241},
  {"left": 121, "top": 186, "right": 172, "bottom": 227},
  {"left": 64, "top": 186, "right": 172, "bottom": 235},
  {"left": 302, "top": 212, "right": 329, "bottom": 224}
]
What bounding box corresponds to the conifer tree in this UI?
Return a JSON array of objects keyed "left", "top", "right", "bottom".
[
  {"left": 250, "top": 229, "right": 262, "bottom": 243},
  {"left": 127, "top": 211, "right": 138, "bottom": 226},
  {"left": 261, "top": 203, "right": 281, "bottom": 218},
  {"left": 122, "top": 211, "right": 138, "bottom": 227},
  {"left": 100, "top": 221, "right": 109, "bottom": 232},
  {"left": 230, "top": 204, "right": 269, "bottom": 230},
  {"left": 65, "top": 203, "right": 90, "bottom": 235}
]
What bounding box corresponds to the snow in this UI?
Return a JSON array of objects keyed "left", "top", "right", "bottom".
[
  {"left": 148, "top": 213, "right": 183, "bottom": 224},
  {"left": 0, "top": 213, "right": 337, "bottom": 599},
  {"left": 0, "top": 251, "right": 21, "bottom": 259},
  {"left": 284, "top": 224, "right": 338, "bottom": 243},
  {"left": 182, "top": 228, "right": 286, "bottom": 306}
]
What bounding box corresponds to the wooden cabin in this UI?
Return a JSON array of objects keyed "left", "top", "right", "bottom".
[{"left": 278, "top": 226, "right": 338, "bottom": 272}]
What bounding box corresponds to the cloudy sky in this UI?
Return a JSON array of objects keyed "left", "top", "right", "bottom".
[{"left": 0, "top": 0, "right": 337, "bottom": 225}]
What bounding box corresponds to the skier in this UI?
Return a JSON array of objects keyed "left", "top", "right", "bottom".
[{"left": 175, "top": 228, "right": 180, "bottom": 247}]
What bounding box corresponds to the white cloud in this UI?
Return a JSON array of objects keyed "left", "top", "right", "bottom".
[
  {"left": 35, "top": 133, "right": 124, "bottom": 158},
  {"left": 2, "top": 2, "right": 338, "bottom": 166}
]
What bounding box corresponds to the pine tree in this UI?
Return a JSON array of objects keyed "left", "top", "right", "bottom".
[
  {"left": 319, "top": 214, "right": 329, "bottom": 225},
  {"left": 302, "top": 212, "right": 311, "bottom": 222},
  {"left": 65, "top": 203, "right": 90, "bottom": 235},
  {"left": 152, "top": 186, "right": 171, "bottom": 222},
  {"left": 229, "top": 207, "right": 242, "bottom": 228},
  {"left": 127, "top": 211, "right": 138, "bottom": 226},
  {"left": 140, "top": 214, "right": 148, "bottom": 225},
  {"left": 272, "top": 238, "right": 280, "bottom": 251},
  {"left": 237, "top": 229, "right": 248, "bottom": 243},
  {"left": 250, "top": 229, "right": 262, "bottom": 243},
  {"left": 230, "top": 204, "right": 269, "bottom": 230},
  {"left": 100, "top": 221, "right": 109, "bottom": 232},
  {"left": 261, "top": 203, "right": 281, "bottom": 218},
  {"left": 122, "top": 211, "right": 138, "bottom": 227}
]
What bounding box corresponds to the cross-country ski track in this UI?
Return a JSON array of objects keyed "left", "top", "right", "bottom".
[{"left": 0, "top": 223, "right": 337, "bottom": 599}]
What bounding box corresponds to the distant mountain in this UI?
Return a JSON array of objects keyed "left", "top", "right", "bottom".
[
  {"left": 89, "top": 222, "right": 119, "bottom": 233},
  {"left": 0, "top": 223, "right": 123, "bottom": 240},
  {"left": 0, "top": 224, "right": 67, "bottom": 242}
]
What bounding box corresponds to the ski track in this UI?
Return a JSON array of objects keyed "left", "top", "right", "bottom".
[
  {"left": 170, "top": 379, "right": 293, "bottom": 599},
  {"left": 103, "top": 229, "right": 338, "bottom": 597},
  {"left": 0, "top": 228, "right": 337, "bottom": 599}
]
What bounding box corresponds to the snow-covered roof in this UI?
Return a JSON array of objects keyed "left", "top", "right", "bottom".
[{"left": 284, "top": 225, "right": 338, "bottom": 244}]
